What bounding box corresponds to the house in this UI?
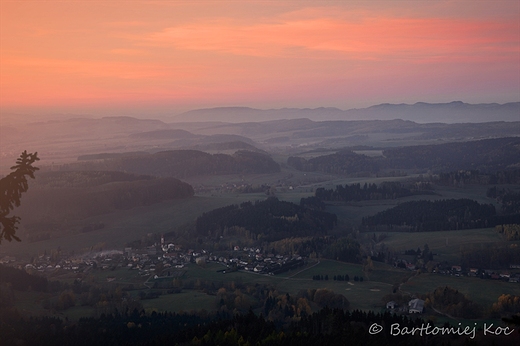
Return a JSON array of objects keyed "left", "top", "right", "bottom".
[
  {"left": 499, "top": 272, "right": 511, "bottom": 279},
  {"left": 254, "top": 265, "right": 265, "bottom": 272},
  {"left": 164, "top": 252, "right": 178, "bottom": 259},
  {"left": 408, "top": 299, "right": 424, "bottom": 314},
  {"left": 386, "top": 301, "right": 397, "bottom": 310},
  {"left": 195, "top": 256, "right": 207, "bottom": 265},
  {"left": 0, "top": 256, "right": 16, "bottom": 264},
  {"left": 451, "top": 265, "right": 462, "bottom": 272}
]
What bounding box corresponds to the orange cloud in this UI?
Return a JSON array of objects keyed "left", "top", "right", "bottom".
[{"left": 140, "top": 14, "right": 518, "bottom": 63}]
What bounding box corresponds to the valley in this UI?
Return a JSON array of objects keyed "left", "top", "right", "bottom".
[{"left": 1, "top": 107, "right": 519, "bottom": 345}]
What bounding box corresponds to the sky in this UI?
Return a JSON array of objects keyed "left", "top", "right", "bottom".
[{"left": 0, "top": 0, "right": 519, "bottom": 120}]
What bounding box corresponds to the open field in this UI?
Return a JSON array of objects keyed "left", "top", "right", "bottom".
[
  {"left": 366, "top": 261, "right": 414, "bottom": 284},
  {"left": 153, "top": 260, "right": 400, "bottom": 312},
  {"left": 132, "top": 258, "right": 520, "bottom": 314}
]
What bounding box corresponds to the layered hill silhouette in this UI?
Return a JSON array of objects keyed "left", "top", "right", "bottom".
[
  {"left": 174, "top": 101, "right": 520, "bottom": 123},
  {"left": 2, "top": 101, "right": 519, "bottom": 174},
  {"left": 68, "top": 150, "right": 280, "bottom": 178}
]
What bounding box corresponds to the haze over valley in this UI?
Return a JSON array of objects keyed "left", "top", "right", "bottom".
[
  {"left": 1, "top": 1, "right": 519, "bottom": 344},
  {"left": 3, "top": 109, "right": 520, "bottom": 346}
]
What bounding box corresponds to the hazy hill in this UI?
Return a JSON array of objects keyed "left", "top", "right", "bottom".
[
  {"left": 64, "top": 149, "right": 280, "bottom": 178},
  {"left": 186, "top": 141, "right": 268, "bottom": 154},
  {"left": 288, "top": 137, "right": 520, "bottom": 175},
  {"left": 129, "top": 129, "right": 198, "bottom": 140},
  {"left": 174, "top": 102, "right": 520, "bottom": 123},
  {"left": 175, "top": 118, "right": 520, "bottom": 150},
  {"left": 162, "top": 134, "right": 257, "bottom": 148},
  {"left": 174, "top": 107, "right": 345, "bottom": 123},
  {"left": 2, "top": 107, "right": 519, "bottom": 174},
  {"left": 27, "top": 116, "right": 169, "bottom": 140},
  {"left": 168, "top": 118, "right": 520, "bottom": 143}
]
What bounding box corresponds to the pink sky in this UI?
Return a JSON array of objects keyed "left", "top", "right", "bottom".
[{"left": 0, "top": 1, "right": 519, "bottom": 120}]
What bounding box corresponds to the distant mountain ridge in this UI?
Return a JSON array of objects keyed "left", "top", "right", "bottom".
[{"left": 174, "top": 101, "right": 520, "bottom": 123}]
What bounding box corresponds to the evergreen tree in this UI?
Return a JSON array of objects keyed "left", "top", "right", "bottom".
[{"left": 0, "top": 151, "right": 39, "bottom": 244}]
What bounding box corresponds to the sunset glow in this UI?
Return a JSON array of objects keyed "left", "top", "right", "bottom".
[{"left": 1, "top": 1, "right": 518, "bottom": 119}]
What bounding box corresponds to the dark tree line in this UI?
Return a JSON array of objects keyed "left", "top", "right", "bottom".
[
  {"left": 487, "top": 187, "right": 520, "bottom": 215},
  {"left": 195, "top": 197, "right": 337, "bottom": 242},
  {"left": 439, "top": 169, "right": 520, "bottom": 186},
  {"left": 268, "top": 236, "right": 361, "bottom": 263},
  {"left": 460, "top": 243, "right": 520, "bottom": 269},
  {"left": 320, "top": 237, "right": 361, "bottom": 262},
  {"left": 288, "top": 150, "right": 379, "bottom": 176},
  {"left": 3, "top": 306, "right": 511, "bottom": 346},
  {"left": 362, "top": 198, "right": 497, "bottom": 232},
  {"left": 32, "top": 171, "right": 152, "bottom": 189},
  {"left": 424, "top": 286, "right": 483, "bottom": 319},
  {"left": 313, "top": 274, "right": 357, "bottom": 282},
  {"left": 313, "top": 181, "right": 432, "bottom": 203}
]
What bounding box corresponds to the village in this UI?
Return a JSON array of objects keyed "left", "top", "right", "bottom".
[
  {"left": 0, "top": 234, "right": 306, "bottom": 283},
  {"left": 1, "top": 235, "right": 519, "bottom": 287}
]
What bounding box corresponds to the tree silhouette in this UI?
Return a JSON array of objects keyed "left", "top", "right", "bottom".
[{"left": 0, "top": 151, "right": 39, "bottom": 244}]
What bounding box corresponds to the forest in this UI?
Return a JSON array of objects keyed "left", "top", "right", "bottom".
[
  {"left": 361, "top": 199, "right": 497, "bottom": 231},
  {"left": 438, "top": 169, "right": 520, "bottom": 186},
  {"left": 313, "top": 181, "right": 433, "bottom": 202},
  {"left": 459, "top": 243, "right": 520, "bottom": 269},
  {"left": 1, "top": 306, "right": 518, "bottom": 346},
  {"left": 195, "top": 197, "right": 337, "bottom": 242}
]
